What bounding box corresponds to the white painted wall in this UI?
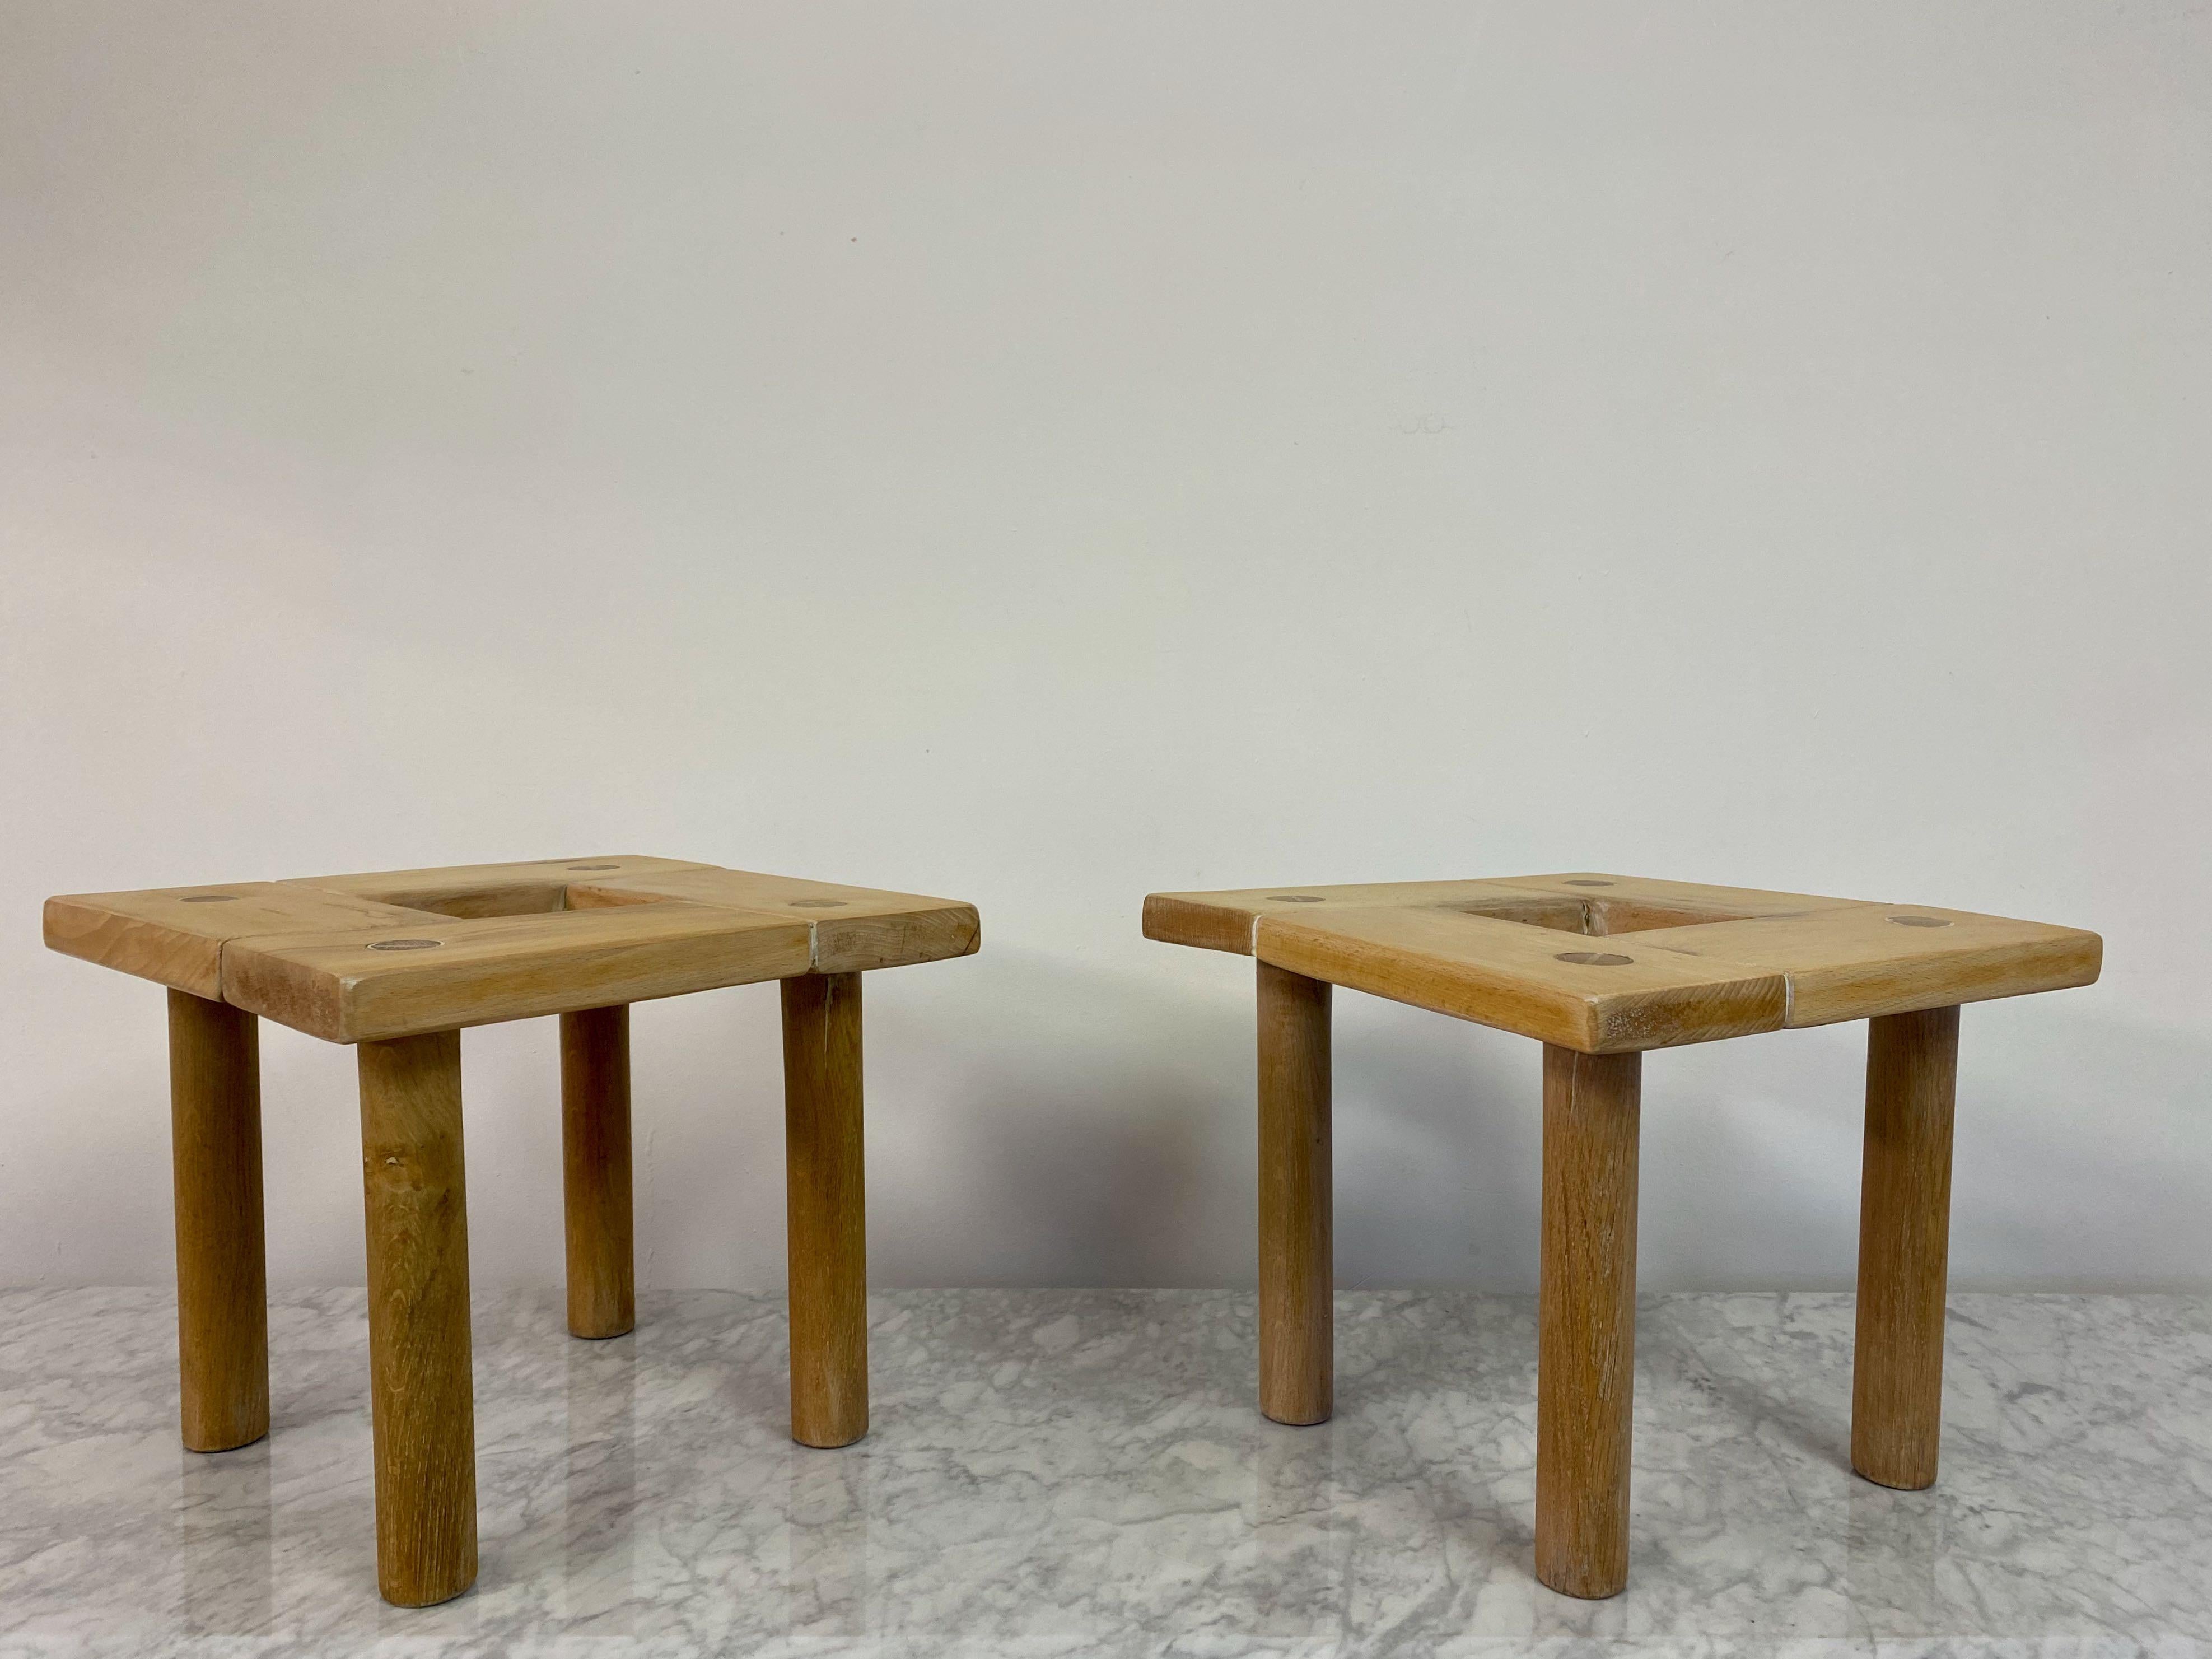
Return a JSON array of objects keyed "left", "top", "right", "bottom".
[{"left": 4, "top": 2, "right": 2206, "bottom": 1294}]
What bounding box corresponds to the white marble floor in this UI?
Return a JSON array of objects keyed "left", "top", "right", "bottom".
[{"left": 0, "top": 1288, "right": 2205, "bottom": 1657}]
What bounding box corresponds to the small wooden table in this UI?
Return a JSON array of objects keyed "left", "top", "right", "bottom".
[
  {"left": 45, "top": 855, "right": 979, "bottom": 1606},
  {"left": 1142, "top": 872, "right": 2099, "bottom": 1599}
]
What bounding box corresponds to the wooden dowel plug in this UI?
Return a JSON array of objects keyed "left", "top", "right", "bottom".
[
  {"left": 1536, "top": 1044, "right": 1641, "bottom": 1600},
  {"left": 167, "top": 989, "right": 270, "bottom": 1453},
  {"left": 1851, "top": 1004, "right": 1961, "bottom": 1490},
  {"left": 782, "top": 972, "right": 867, "bottom": 1449},
  {"left": 1257, "top": 961, "right": 1333, "bottom": 1426},
  {"left": 358, "top": 1030, "right": 478, "bottom": 1606},
  {"left": 561, "top": 1005, "right": 635, "bottom": 1339}
]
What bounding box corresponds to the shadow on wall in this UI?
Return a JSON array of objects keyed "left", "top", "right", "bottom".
[
  {"left": 12, "top": 950, "right": 2204, "bottom": 1294},
  {"left": 864, "top": 943, "right": 1254, "bottom": 1288},
  {"left": 868, "top": 949, "right": 2209, "bottom": 1294}
]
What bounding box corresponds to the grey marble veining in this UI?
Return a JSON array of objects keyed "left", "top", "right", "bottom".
[{"left": 0, "top": 1288, "right": 2205, "bottom": 1657}]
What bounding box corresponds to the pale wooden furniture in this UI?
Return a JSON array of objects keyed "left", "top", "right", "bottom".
[
  {"left": 45, "top": 855, "right": 979, "bottom": 1607},
  {"left": 1144, "top": 872, "right": 2099, "bottom": 1600}
]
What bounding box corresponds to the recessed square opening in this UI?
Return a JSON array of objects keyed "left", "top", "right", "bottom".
[
  {"left": 378, "top": 880, "right": 686, "bottom": 920},
  {"left": 382, "top": 882, "right": 572, "bottom": 919},
  {"left": 1441, "top": 897, "right": 1757, "bottom": 938}
]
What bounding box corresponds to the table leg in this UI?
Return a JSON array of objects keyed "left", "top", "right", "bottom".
[
  {"left": 782, "top": 972, "right": 867, "bottom": 1449},
  {"left": 167, "top": 989, "right": 269, "bottom": 1453},
  {"left": 1851, "top": 1004, "right": 1960, "bottom": 1490},
  {"left": 1536, "top": 1044, "right": 1641, "bottom": 1599},
  {"left": 1258, "top": 961, "right": 1332, "bottom": 1426},
  {"left": 358, "top": 1031, "right": 478, "bottom": 1606},
  {"left": 561, "top": 1005, "right": 634, "bottom": 1339}
]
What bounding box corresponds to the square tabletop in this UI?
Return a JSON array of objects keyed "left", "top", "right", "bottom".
[
  {"left": 46, "top": 856, "right": 979, "bottom": 1043},
  {"left": 1144, "top": 873, "right": 2099, "bottom": 1053}
]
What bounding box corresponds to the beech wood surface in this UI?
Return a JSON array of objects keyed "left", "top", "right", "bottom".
[
  {"left": 1627, "top": 908, "right": 2097, "bottom": 1029},
  {"left": 167, "top": 989, "right": 270, "bottom": 1452},
  {"left": 1536, "top": 1045, "right": 1642, "bottom": 1600},
  {"left": 1851, "top": 1004, "right": 1961, "bottom": 1490},
  {"left": 358, "top": 1031, "right": 478, "bottom": 1607},
  {"left": 1144, "top": 872, "right": 1856, "bottom": 957},
  {"left": 1258, "top": 903, "right": 1786, "bottom": 1052},
  {"left": 1143, "top": 873, "right": 2097, "bottom": 1050},
  {"left": 48, "top": 856, "right": 977, "bottom": 1042},
  {"left": 782, "top": 972, "right": 868, "bottom": 1449},
  {"left": 1257, "top": 961, "right": 1333, "bottom": 1426},
  {"left": 570, "top": 867, "right": 980, "bottom": 973},
  {"left": 225, "top": 902, "right": 811, "bottom": 1042},
  {"left": 46, "top": 884, "right": 430, "bottom": 998},
  {"left": 1144, "top": 879, "right": 1548, "bottom": 956},
  {"left": 290, "top": 855, "right": 712, "bottom": 909},
  {"left": 561, "top": 1005, "right": 634, "bottom": 1339}
]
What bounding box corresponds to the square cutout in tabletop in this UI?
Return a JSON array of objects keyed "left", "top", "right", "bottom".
[
  {"left": 1440, "top": 894, "right": 1764, "bottom": 938},
  {"left": 283, "top": 855, "right": 715, "bottom": 919},
  {"left": 1145, "top": 873, "right": 2099, "bottom": 1052},
  {"left": 49, "top": 856, "right": 981, "bottom": 1042}
]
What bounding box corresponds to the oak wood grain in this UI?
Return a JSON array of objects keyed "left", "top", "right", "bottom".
[
  {"left": 46, "top": 884, "right": 432, "bottom": 998},
  {"left": 167, "top": 990, "right": 269, "bottom": 1452},
  {"left": 358, "top": 1030, "right": 477, "bottom": 1607},
  {"left": 1851, "top": 1005, "right": 1960, "bottom": 1490},
  {"left": 1258, "top": 961, "right": 1332, "bottom": 1426},
  {"left": 570, "top": 866, "right": 980, "bottom": 973},
  {"left": 1487, "top": 872, "right": 1861, "bottom": 915},
  {"left": 1256, "top": 904, "right": 1787, "bottom": 1052},
  {"left": 224, "top": 902, "right": 812, "bottom": 1042},
  {"left": 286, "top": 855, "right": 712, "bottom": 911},
  {"left": 782, "top": 972, "right": 868, "bottom": 1449},
  {"left": 561, "top": 1005, "right": 634, "bottom": 1340},
  {"left": 1145, "top": 874, "right": 2098, "bottom": 1048},
  {"left": 1142, "top": 879, "right": 1539, "bottom": 956},
  {"left": 1628, "top": 907, "right": 2099, "bottom": 1028},
  {"left": 1536, "top": 1045, "right": 1642, "bottom": 1600}
]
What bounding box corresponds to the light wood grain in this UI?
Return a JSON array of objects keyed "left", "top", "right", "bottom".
[
  {"left": 570, "top": 867, "right": 981, "bottom": 973},
  {"left": 1626, "top": 906, "right": 2101, "bottom": 1028},
  {"left": 561, "top": 1005, "right": 634, "bottom": 1340},
  {"left": 50, "top": 859, "right": 979, "bottom": 1036},
  {"left": 1142, "top": 879, "right": 1541, "bottom": 956},
  {"left": 46, "top": 884, "right": 433, "bottom": 998},
  {"left": 167, "top": 990, "right": 269, "bottom": 1452},
  {"left": 286, "top": 855, "right": 712, "bottom": 911},
  {"left": 367, "top": 882, "right": 570, "bottom": 919},
  {"left": 224, "top": 902, "right": 813, "bottom": 1042},
  {"left": 1256, "top": 904, "right": 1787, "bottom": 1053},
  {"left": 358, "top": 1031, "right": 477, "bottom": 1607},
  {"left": 1258, "top": 961, "right": 1332, "bottom": 1426},
  {"left": 1147, "top": 874, "right": 2098, "bottom": 1048},
  {"left": 1536, "top": 1045, "right": 1641, "bottom": 1600},
  {"left": 48, "top": 852, "right": 978, "bottom": 1608},
  {"left": 1852, "top": 1005, "right": 1959, "bottom": 1490},
  {"left": 782, "top": 972, "right": 868, "bottom": 1449},
  {"left": 1488, "top": 872, "right": 1862, "bottom": 916}
]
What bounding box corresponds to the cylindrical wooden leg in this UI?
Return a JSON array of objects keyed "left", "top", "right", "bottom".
[
  {"left": 562, "top": 1005, "right": 634, "bottom": 1339},
  {"left": 358, "top": 1031, "right": 478, "bottom": 1607},
  {"left": 1536, "top": 1044, "right": 1641, "bottom": 1600},
  {"left": 167, "top": 989, "right": 269, "bottom": 1453},
  {"left": 782, "top": 972, "right": 867, "bottom": 1450},
  {"left": 1851, "top": 1004, "right": 1961, "bottom": 1491},
  {"left": 1258, "top": 961, "right": 1332, "bottom": 1426}
]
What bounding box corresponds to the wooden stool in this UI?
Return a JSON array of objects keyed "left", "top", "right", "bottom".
[
  {"left": 45, "top": 855, "right": 979, "bottom": 1607},
  {"left": 1142, "top": 872, "right": 2099, "bottom": 1600}
]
